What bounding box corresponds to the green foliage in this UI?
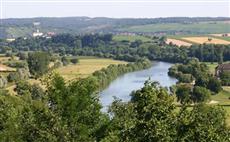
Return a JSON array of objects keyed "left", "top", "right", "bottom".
[
  {"left": 61, "top": 56, "right": 69, "bottom": 66},
  {"left": 176, "top": 84, "right": 193, "bottom": 104},
  {"left": 0, "top": 76, "right": 8, "bottom": 89},
  {"left": 220, "top": 71, "right": 230, "bottom": 86},
  {"left": 27, "top": 52, "right": 50, "bottom": 78},
  {"left": 192, "top": 86, "right": 211, "bottom": 103},
  {"left": 17, "top": 52, "right": 28, "bottom": 60},
  {"left": 177, "top": 104, "right": 229, "bottom": 141},
  {"left": 7, "top": 68, "right": 30, "bottom": 82},
  {"left": 207, "top": 77, "right": 222, "bottom": 93},
  {"left": 44, "top": 73, "right": 105, "bottom": 141},
  {"left": 103, "top": 81, "right": 230, "bottom": 141},
  {"left": 70, "top": 58, "right": 79, "bottom": 64},
  {"left": 169, "top": 59, "right": 223, "bottom": 94},
  {"left": 14, "top": 81, "right": 31, "bottom": 96}
]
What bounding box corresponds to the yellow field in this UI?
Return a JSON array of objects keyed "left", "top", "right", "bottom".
[
  {"left": 56, "top": 58, "right": 127, "bottom": 80},
  {"left": 166, "top": 38, "right": 192, "bottom": 47},
  {"left": 182, "top": 37, "right": 230, "bottom": 45}
]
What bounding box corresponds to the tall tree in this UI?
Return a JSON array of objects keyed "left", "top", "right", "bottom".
[{"left": 27, "top": 52, "right": 50, "bottom": 77}]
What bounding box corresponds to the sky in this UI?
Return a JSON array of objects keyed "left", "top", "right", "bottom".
[{"left": 1, "top": 0, "right": 230, "bottom": 19}]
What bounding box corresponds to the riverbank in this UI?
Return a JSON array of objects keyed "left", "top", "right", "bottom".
[
  {"left": 92, "top": 59, "right": 152, "bottom": 91},
  {"left": 99, "top": 61, "right": 177, "bottom": 111}
]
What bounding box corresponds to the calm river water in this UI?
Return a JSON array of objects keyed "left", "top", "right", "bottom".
[{"left": 99, "top": 61, "right": 177, "bottom": 111}]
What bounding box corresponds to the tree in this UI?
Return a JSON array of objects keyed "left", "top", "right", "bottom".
[
  {"left": 195, "top": 76, "right": 209, "bottom": 88},
  {"left": 30, "top": 84, "right": 45, "bottom": 100},
  {"left": 17, "top": 52, "right": 28, "bottom": 60},
  {"left": 176, "top": 104, "right": 229, "bottom": 141},
  {"left": 175, "top": 84, "right": 192, "bottom": 104},
  {"left": 61, "top": 56, "right": 69, "bottom": 66},
  {"left": 192, "top": 86, "right": 211, "bottom": 103},
  {"left": 44, "top": 73, "right": 104, "bottom": 141},
  {"left": 14, "top": 81, "right": 31, "bottom": 96},
  {"left": 70, "top": 58, "right": 79, "bottom": 64},
  {"left": 104, "top": 81, "right": 230, "bottom": 141},
  {"left": 27, "top": 52, "right": 50, "bottom": 77},
  {"left": 207, "top": 77, "right": 222, "bottom": 93},
  {"left": 105, "top": 81, "right": 177, "bottom": 141},
  {"left": 220, "top": 71, "right": 230, "bottom": 86},
  {"left": 7, "top": 68, "right": 30, "bottom": 82}
]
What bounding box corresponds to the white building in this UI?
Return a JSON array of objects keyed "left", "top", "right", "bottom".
[{"left": 33, "top": 29, "right": 43, "bottom": 37}]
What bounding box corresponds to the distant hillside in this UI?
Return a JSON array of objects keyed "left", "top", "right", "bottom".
[{"left": 1, "top": 17, "right": 230, "bottom": 38}]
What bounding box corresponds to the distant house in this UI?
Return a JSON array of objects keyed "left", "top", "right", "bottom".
[
  {"left": 33, "top": 29, "right": 43, "bottom": 37},
  {"left": 215, "top": 63, "right": 230, "bottom": 77}
]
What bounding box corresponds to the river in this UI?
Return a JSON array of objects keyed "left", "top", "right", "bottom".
[{"left": 99, "top": 61, "right": 177, "bottom": 111}]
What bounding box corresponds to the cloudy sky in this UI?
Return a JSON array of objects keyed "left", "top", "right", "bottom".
[{"left": 1, "top": 0, "right": 230, "bottom": 18}]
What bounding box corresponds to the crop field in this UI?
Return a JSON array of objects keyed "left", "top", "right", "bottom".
[
  {"left": 56, "top": 58, "right": 127, "bottom": 80},
  {"left": 182, "top": 37, "right": 230, "bottom": 45},
  {"left": 113, "top": 35, "right": 152, "bottom": 42},
  {"left": 166, "top": 38, "right": 192, "bottom": 47}
]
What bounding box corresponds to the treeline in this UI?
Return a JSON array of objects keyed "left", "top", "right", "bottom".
[
  {"left": 1, "top": 33, "right": 230, "bottom": 63},
  {"left": 92, "top": 59, "right": 151, "bottom": 90},
  {"left": 0, "top": 76, "right": 229, "bottom": 141}
]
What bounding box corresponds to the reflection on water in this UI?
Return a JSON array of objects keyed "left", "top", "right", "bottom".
[{"left": 99, "top": 62, "right": 177, "bottom": 111}]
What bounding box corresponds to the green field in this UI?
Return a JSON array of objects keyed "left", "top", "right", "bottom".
[
  {"left": 119, "top": 22, "right": 230, "bottom": 34},
  {"left": 56, "top": 57, "right": 127, "bottom": 80},
  {"left": 113, "top": 35, "right": 152, "bottom": 42}
]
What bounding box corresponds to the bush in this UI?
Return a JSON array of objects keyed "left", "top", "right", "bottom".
[
  {"left": 61, "top": 56, "right": 69, "bottom": 66},
  {"left": 70, "top": 58, "right": 79, "bottom": 64},
  {"left": 192, "top": 86, "right": 211, "bottom": 103},
  {"left": 7, "top": 68, "right": 30, "bottom": 82}
]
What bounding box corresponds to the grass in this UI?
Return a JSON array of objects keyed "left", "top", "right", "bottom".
[
  {"left": 224, "top": 107, "right": 230, "bottom": 127},
  {"left": 204, "top": 62, "right": 230, "bottom": 75},
  {"left": 211, "top": 88, "right": 230, "bottom": 105},
  {"left": 113, "top": 35, "right": 152, "bottom": 42},
  {"left": 119, "top": 22, "right": 230, "bottom": 34},
  {"left": 56, "top": 57, "right": 127, "bottom": 80},
  {"left": 204, "top": 62, "right": 218, "bottom": 75}
]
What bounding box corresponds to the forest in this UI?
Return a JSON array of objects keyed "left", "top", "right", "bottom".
[{"left": 1, "top": 33, "right": 230, "bottom": 63}]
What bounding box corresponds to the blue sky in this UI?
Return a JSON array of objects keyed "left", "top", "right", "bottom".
[{"left": 1, "top": 0, "right": 230, "bottom": 18}]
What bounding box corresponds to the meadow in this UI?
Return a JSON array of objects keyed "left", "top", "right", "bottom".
[
  {"left": 56, "top": 57, "right": 127, "bottom": 80},
  {"left": 120, "top": 22, "right": 230, "bottom": 34}
]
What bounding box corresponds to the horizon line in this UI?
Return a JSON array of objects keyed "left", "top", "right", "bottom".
[
  {"left": 3, "top": 0, "right": 229, "bottom": 3},
  {"left": 2, "top": 16, "right": 230, "bottom": 20}
]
